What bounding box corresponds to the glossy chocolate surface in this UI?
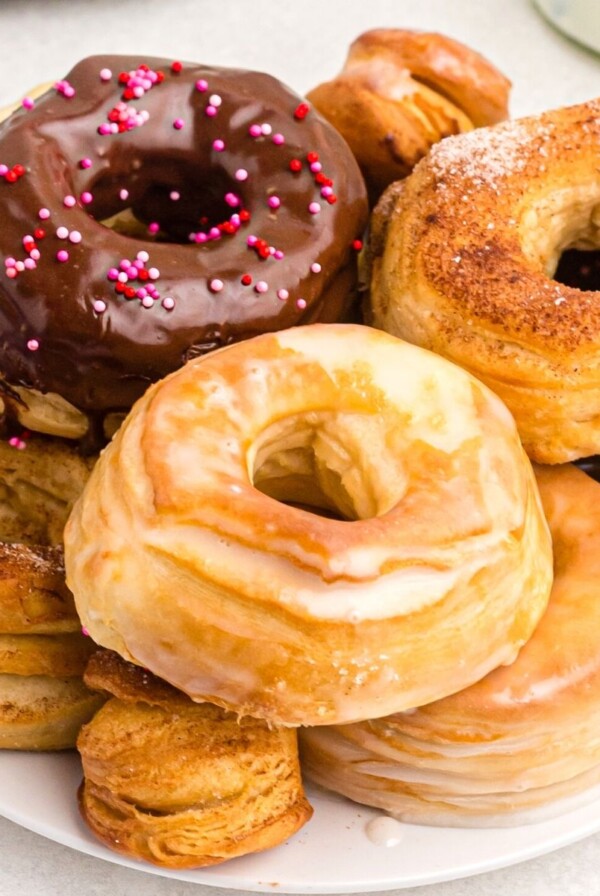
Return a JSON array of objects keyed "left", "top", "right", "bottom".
[{"left": 0, "top": 56, "right": 368, "bottom": 414}]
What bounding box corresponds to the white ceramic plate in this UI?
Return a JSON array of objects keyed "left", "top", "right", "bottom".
[{"left": 1, "top": 749, "right": 600, "bottom": 893}]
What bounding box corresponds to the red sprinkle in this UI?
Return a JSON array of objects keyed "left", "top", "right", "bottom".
[
  {"left": 294, "top": 103, "right": 310, "bottom": 120},
  {"left": 241, "top": 274, "right": 252, "bottom": 286},
  {"left": 171, "top": 61, "right": 183, "bottom": 74},
  {"left": 289, "top": 159, "right": 302, "bottom": 173},
  {"left": 352, "top": 239, "right": 363, "bottom": 251}
]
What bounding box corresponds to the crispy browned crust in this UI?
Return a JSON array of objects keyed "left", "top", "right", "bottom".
[
  {"left": 307, "top": 29, "right": 510, "bottom": 200},
  {"left": 78, "top": 650, "right": 313, "bottom": 869}
]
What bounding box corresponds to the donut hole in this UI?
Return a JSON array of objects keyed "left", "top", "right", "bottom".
[
  {"left": 250, "top": 412, "right": 398, "bottom": 521},
  {"left": 88, "top": 160, "right": 243, "bottom": 244},
  {"left": 554, "top": 249, "right": 600, "bottom": 291},
  {"left": 521, "top": 192, "right": 600, "bottom": 289}
]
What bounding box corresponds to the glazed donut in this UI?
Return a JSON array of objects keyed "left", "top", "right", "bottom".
[
  {"left": 0, "top": 55, "right": 367, "bottom": 442},
  {"left": 78, "top": 649, "right": 312, "bottom": 869},
  {"left": 368, "top": 98, "right": 600, "bottom": 463},
  {"left": 307, "top": 29, "right": 510, "bottom": 202},
  {"left": 300, "top": 464, "right": 600, "bottom": 826},
  {"left": 64, "top": 323, "right": 552, "bottom": 727}
]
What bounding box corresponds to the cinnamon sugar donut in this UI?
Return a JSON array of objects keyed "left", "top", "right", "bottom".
[
  {"left": 64, "top": 324, "right": 552, "bottom": 727},
  {"left": 369, "top": 98, "right": 600, "bottom": 463},
  {"left": 300, "top": 464, "right": 600, "bottom": 825},
  {"left": 307, "top": 29, "right": 510, "bottom": 202},
  {"left": 0, "top": 56, "right": 367, "bottom": 442}
]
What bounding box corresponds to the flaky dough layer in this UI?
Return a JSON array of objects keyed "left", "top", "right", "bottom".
[
  {"left": 64, "top": 324, "right": 552, "bottom": 726},
  {"left": 369, "top": 98, "right": 600, "bottom": 463}
]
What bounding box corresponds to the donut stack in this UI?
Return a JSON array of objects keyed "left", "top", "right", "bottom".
[
  {"left": 0, "top": 437, "right": 102, "bottom": 749},
  {"left": 2, "top": 32, "right": 599, "bottom": 871}
]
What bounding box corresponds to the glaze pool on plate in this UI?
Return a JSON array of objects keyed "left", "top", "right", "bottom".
[{"left": 1, "top": 750, "right": 600, "bottom": 893}]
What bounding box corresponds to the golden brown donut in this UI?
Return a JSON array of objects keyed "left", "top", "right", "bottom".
[
  {"left": 300, "top": 464, "right": 600, "bottom": 825},
  {"left": 64, "top": 324, "right": 552, "bottom": 727},
  {"left": 368, "top": 98, "right": 600, "bottom": 464},
  {"left": 307, "top": 29, "right": 510, "bottom": 201},
  {"left": 0, "top": 435, "right": 102, "bottom": 750},
  {"left": 78, "top": 650, "right": 312, "bottom": 869}
]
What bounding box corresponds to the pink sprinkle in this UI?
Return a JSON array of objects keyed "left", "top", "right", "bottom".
[
  {"left": 235, "top": 168, "right": 248, "bottom": 182},
  {"left": 79, "top": 157, "right": 92, "bottom": 169},
  {"left": 212, "top": 138, "right": 225, "bottom": 151},
  {"left": 27, "top": 338, "right": 39, "bottom": 351},
  {"left": 209, "top": 94, "right": 222, "bottom": 107},
  {"left": 148, "top": 267, "right": 160, "bottom": 280},
  {"left": 195, "top": 79, "right": 208, "bottom": 92},
  {"left": 311, "top": 262, "right": 322, "bottom": 273},
  {"left": 80, "top": 191, "right": 93, "bottom": 204},
  {"left": 225, "top": 192, "right": 240, "bottom": 207},
  {"left": 209, "top": 278, "right": 224, "bottom": 293},
  {"left": 148, "top": 222, "right": 160, "bottom": 235},
  {"left": 24, "top": 258, "right": 36, "bottom": 270},
  {"left": 56, "top": 250, "right": 69, "bottom": 262},
  {"left": 170, "top": 191, "right": 180, "bottom": 201},
  {"left": 249, "top": 124, "right": 262, "bottom": 137},
  {"left": 205, "top": 105, "right": 217, "bottom": 117},
  {"left": 38, "top": 208, "right": 50, "bottom": 220},
  {"left": 119, "top": 188, "right": 129, "bottom": 201},
  {"left": 310, "top": 162, "right": 322, "bottom": 173},
  {"left": 98, "top": 123, "right": 112, "bottom": 135},
  {"left": 99, "top": 68, "right": 112, "bottom": 81},
  {"left": 296, "top": 298, "right": 307, "bottom": 310},
  {"left": 274, "top": 249, "right": 284, "bottom": 260},
  {"left": 22, "top": 97, "right": 34, "bottom": 110},
  {"left": 141, "top": 295, "right": 154, "bottom": 308},
  {"left": 277, "top": 288, "right": 289, "bottom": 301},
  {"left": 308, "top": 202, "right": 321, "bottom": 215},
  {"left": 29, "top": 249, "right": 40, "bottom": 261},
  {"left": 4, "top": 257, "right": 16, "bottom": 267},
  {"left": 5, "top": 267, "right": 17, "bottom": 279},
  {"left": 81, "top": 625, "right": 90, "bottom": 637},
  {"left": 268, "top": 196, "right": 281, "bottom": 209},
  {"left": 69, "top": 230, "right": 82, "bottom": 244},
  {"left": 0, "top": 165, "right": 8, "bottom": 176},
  {"left": 63, "top": 195, "right": 76, "bottom": 208},
  {"left": 107, "top": 267, "right": 119, "bottom": 281},
  {"left": 137, "top": 250, "right": 149, "bottom": 262},
  {"left": 247, "top": 235, "right": 257, "bottom": 247},
  {"left": 255, "top": 280, "right": 268, "bottom": 294},
  {"left": 272, "top": 133, "right": 285, "bottom": 145},
  {"left": 162, "top": 296, "right": 175, "bottom": 310},
  {"left": 261, "top": 123, "right": 272, "bottom": 135},
  {"left": 173, "top": 118, "right": 184, "bottom": 130},
  {"left": 93, "top": 299, "right": 107, "bottom": 313},
  {"left": 56, "top": 226, "right": 69, "bottom": 239},
  {"left": 321, "top": 186, "right": 333, "bottom": 198},
  {"left": 15, "top": 261, "right": 25, "bottom": 272}
]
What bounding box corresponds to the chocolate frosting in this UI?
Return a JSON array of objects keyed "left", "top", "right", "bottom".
[{"left": 0, "top": 55, "right": 367, "bottom": 416}]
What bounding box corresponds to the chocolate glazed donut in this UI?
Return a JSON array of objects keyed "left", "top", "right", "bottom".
[{"left": 0, "top": 56, "right": 368, "bottom": 438}]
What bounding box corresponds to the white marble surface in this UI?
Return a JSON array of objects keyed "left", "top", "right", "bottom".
[{"left": 0, "top": 0, "right": 599, "bottom": 894}]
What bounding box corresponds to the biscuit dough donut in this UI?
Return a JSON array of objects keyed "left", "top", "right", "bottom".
[
  {"left": 64, "top": 324, "right": 552, "bottom": 727},
  {"left": 0, "top": 55, "right": 367, "bottom": 443},
  {"left": 300, "top": 464, "right": 600, "bottom": 825},
  {"left": 78, "top": 649, "right": 312, "bottom": 869},
  {"left": 307, "top": 29, "right": 510, "bottom": 202},
  {"left": 0, "top": 435, "right": 101, "bottom": 750},
  {"left": 368, "top": 98, "right": 600, "bottom": 463}
]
